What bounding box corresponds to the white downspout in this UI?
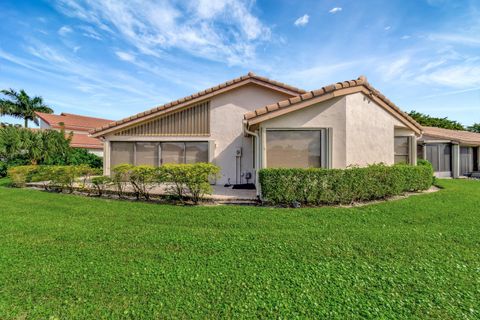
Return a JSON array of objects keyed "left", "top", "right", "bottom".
[{"left": 243, "top": 121, "right": 261, "bottom": 197}]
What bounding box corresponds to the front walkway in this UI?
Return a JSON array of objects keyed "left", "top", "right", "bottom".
[{"left": 26, "top": 181, "right": 258, "bottom": 203}]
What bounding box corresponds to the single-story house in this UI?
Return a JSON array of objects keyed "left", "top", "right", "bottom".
[
  {"left": 36, "top": 112, "right": 112, "bottom": 157},
  {"left": 418, "top": 126, "right": 480, "bottom": 178},
  {"left": 91, "top": 72, "right": 423, "bottom": 189}
]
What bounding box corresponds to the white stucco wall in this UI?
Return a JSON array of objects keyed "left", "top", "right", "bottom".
[
  {"left": 345, "top": 93, "right": 412, "bottom": 166},
  {"left": 209, "top": 84, "right": 292, "bottom": 184},
  {"left": 260, "top": 96, "right": 347, "bottom": 168},
  {"left": 259, "top": 92, "right": 415, "bottom": 168},
  {"left": 103, "top": 83, "right": 292, "bottom": 185}
]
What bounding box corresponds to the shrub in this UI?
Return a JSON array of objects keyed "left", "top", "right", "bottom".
[
  {"left": 129, "top": 165, "right": 157, "bottom": 200},
  {"left": 7, "top": 165, "right": 39, "bottom": 187},
  {"left": 66, "top": 148, "right": 103, "bottom": 168},
  {"left": 259, "top": 163, "right": 434, "bottom": 206},
  {"left": 48, "top": 166, "right": 78, "bottom": 193},
  {"left": 184, "top": 163, "right": 221, "bottom": 204},
  {"left": 0, "top": 161, "right": 7, "bottom": 178},
  {"left": 91, "top": 176, "right": 113, "bottom": 197},
  {"left": 161, "top": 163, "right": 220, "bottom": 203},
  {"left": 111, "top": 164, "right": 133, "bottom": 198}
]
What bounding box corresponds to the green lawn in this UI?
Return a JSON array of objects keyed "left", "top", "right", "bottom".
[{"left": 0, "top": 179, "right": 479, "bottom": 319}]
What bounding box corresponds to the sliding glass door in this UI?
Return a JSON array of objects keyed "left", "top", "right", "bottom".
[
  {"left": 425, "top": 143, "right": 452, "bottom": 176},
  {"left": 110, "top": 141, "right": 209, "bottom": 168}
]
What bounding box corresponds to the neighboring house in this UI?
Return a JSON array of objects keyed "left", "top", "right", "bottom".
[
  {"left": 418, "top": 126, "right": 480, "bottom": 178},
  {"left": 36, "top": 112, "right": 113, "bottom": 157},
  {"left": 91, "top": 72, "right": 422, "bottom": 189}
]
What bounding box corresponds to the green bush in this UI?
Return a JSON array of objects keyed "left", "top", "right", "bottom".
[
  {"left": 259, "top": 163, "right": 434, "bottom": 206},
  {"left": 111, "top": 164, "right": 133, "bottom": 198},
  {"left": 0, "top": 161, "right": 7, "bottom": 178},
  {"left": 129, "top": 165, "right": 158, "bottom": 200},
  {"left": 7, "top": 164, "right": 98, "bottom": 192},
  {"left": 91, "top": 176, "right": 113, "bottom": 197},
  {"left": 111, "top": 163, "right": 220, "bottom": 203},
  {"left": 0, "top": 126, "right": 102, "bottom": 177},
  {"left": 7, "top": 165, "right": 39, "bottom": 187},
  {"left": 184, "top": 163, "right": 221, "bottom": 204}
]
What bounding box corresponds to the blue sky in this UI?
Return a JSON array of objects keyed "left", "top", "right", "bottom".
[{"left": 0, "top": 0, "right": 479, "bottom": 126}]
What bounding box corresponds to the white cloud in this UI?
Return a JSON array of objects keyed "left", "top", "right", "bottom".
[
  {"left": 329, "top": 7, "right": 342, "bottom": 14},
  {"left": 401, "top": 35, "right": 411, "bottom": 40},
  {"left": 115, "top": 51, "right": 135, "bottom": 62},
  {"left": 58, "top": 25, "right": 73, "bottom": 36},
  {"left": 428, "top": 33, "right": 480, "bottom": 46},
  {"left": 294, "top": 14, "right": 309, "bottom": 27},
  {"left": 54, "top": 0, "right": 271, "bottom": 66},
  {"left": 384, "top": 26, "right": 391, "bottom": 31}
]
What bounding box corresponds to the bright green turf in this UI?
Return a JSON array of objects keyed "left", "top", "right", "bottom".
[{"left": 0, "top": 179, "right": 479, "bottom": 319}]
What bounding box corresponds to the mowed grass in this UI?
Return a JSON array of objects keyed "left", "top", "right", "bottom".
[{"left": 0, "top": 179, "right": 479, "bottom": 319}]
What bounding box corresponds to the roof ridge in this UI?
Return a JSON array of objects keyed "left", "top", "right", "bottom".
[
  {"left": 244, "top": 76, "right": 422, "bottom": 132},
  {"left": 91, "top": 72, "right": 306, "bottom": 135}
]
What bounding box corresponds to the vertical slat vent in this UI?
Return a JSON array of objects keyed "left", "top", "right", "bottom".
[{"left": 115, "top": 101, "right": 210, "bottom": 136}]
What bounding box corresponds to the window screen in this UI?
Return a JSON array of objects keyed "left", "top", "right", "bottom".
[
  {"left": 110, "top": 142, "right": 134, "bottom": 167},
  {"left": 161, "top": 142, "right": 185, "bottom": 164},
  {"left": 266, "top": 130, "right": 322, "bottom": 168},
  {"left": 425, "top": 143, "right": 451, "bottom": 172},
  {"left": 135, "top": 142, "right": 158, "bottom": 166},
  {"left": 185, "top": 142, "right": 208, "bottom": 164},
  {"left": 394, "top": 137, "right": 410, "bottom": 164}
]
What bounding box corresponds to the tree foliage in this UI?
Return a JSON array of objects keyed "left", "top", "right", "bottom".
[
  {"left": 408, "top": 110, "right": 465, "bottom": 130},
  {"left": 0, "top": 89, "right": 53, "bottom": 128},
  {"left": 467, "top": 123, "right": 480, "bottom": 133},
  {"left": 0, "top": 126, "right": 102, "bottom": 176}
]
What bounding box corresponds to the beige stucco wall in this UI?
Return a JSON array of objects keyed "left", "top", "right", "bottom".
[
  {"left": 259, "top": 96, "right": 347, "bottom": 168},
  {"left": 345, "top": 93, "right": 413, "bottom": 166},
  {"left": 103, "top": 83, "right": 292, "bottom": 185},
  {"left": 259, "top": 92, "right": 415, "bottom": 168}
]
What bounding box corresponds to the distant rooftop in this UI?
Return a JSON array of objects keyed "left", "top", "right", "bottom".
[{"left": 35, "top": 112, "right": 113, "bottom": 132}]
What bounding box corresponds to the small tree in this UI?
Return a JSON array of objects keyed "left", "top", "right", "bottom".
[
  {"left": 408, "top": 111, "right": 465, "bottom": 130},
  {"left": 467, "top": 123, "right": 480, "bottom": 133},
  {"left": 0, "top": 89, "right": 53, "bottom": 128}
]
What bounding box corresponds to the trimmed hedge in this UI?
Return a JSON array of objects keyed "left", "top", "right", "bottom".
[
  {"left": 111, "top": 163, "right": 220, "bottom": 203},
  {"left": 259, "top": 162, "right": 434, "bottom": 206},
  {"left": 8, "top": 163, "right": 220, "bottom": 204},
  {"left": 7, "top": 165, "right": 101, "bottom": 191}
]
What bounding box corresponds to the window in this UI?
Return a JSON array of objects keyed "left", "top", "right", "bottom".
[
  {"left": 394, "top": 137, "right": 410, "bottom": 164},
  {"left": 161, "top": 142, "right": 185, "bottom": 164},
  {"left": 266, "top": 130, "right": 322, "bottom": 168},
  {"left": 110, "top": 141, "right": 209, "bottom": 168},
  {"left": 111, "top": 142, "right": 134, "bottom": 167},
  {"left": 135, "top": 142, "right": 158, "bottom": 166},
  {"left": 426, "top": 144, "right": 451, "bottom": 172},
  {"left": 185, "top": 142, "right": 208, "bottom": 164}
]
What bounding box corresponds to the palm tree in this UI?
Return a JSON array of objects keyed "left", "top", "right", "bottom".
[{"left": 0, "top": 89, "right": 53, "bottom": 128}]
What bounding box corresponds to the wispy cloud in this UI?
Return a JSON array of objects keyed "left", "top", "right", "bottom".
[
  {"left": 115, "top": 51, "right": 135, "bottom": 62},
  {"left": 329, "top": 7, "right": 342, "bottom": 14},
  {"left": 294, "top": 14, "right": 309, "bottom": 27},
  {"left": 54, "top": 0, "right": 272, "bottom": 66},
  {"left": 427, "top": 33, "right": 480, "bottom": 46},
  {"left": 58, "top": 25, "right": 72, "bottom": 36}
]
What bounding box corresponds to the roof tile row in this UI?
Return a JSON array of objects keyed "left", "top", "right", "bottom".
[
  {"left": 244, "top": 76, "right": 422, "bottom": 131},
  {"left": 91, "top": 72, "right": 306, "bottom": 135}
]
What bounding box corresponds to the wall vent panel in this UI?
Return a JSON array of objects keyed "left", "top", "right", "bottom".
[{"left": 115, "top": 101, "right": 210, "bottom": 136}]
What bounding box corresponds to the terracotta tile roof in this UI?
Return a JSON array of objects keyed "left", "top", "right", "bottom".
[
  {"left": 244, "top": 76, "right": 423, "bottom": 133},
  {"left": 36, "top": 112, "right": 113, "bottom": 132},
  {"left": 91, "top": 72, "right": 306, "bottom": 136},
  {"left": 422, "top": 126, "right": 480, "bottom": 145},
  {"left": 69, "top": 133, "right": 104, "bottom": 149}
]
